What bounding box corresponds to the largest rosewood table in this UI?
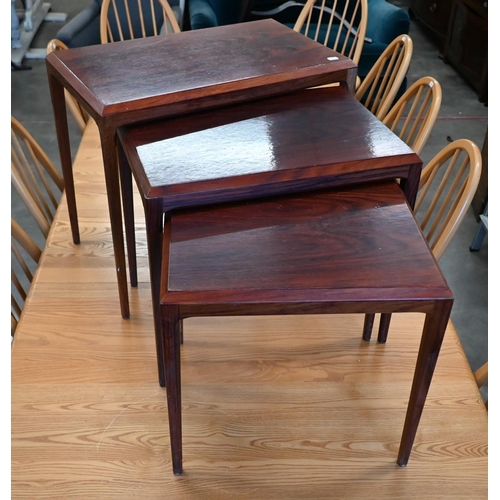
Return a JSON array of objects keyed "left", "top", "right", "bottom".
[
  {"left": 118, "top": 86, "right": 422, "bottom": 387},
  {"left": 45, "top": 19, "right": 357, "bottom": 320},
  {"left": 159, "top": 181, "right": 454, "bottom": 475}
]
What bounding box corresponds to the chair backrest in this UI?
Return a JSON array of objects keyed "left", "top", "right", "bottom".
[
  {"left": 46, "top": 39, "right": 91, "bottom": 135},
  {"left": 100, "top": 0, "right": 181, "bottom": 43},
  {"left": 11, "top": 116, "right": 64, "bottom": 337},
  {"left": 293, "top": 0, "right": 368, "bottom": 65},
  {"left": 474, "top": 361, "right": 488, "bottom": 409},
  {"left": 415, "top": 139, "right": 482, "bottom": 260},
  {"left": 382, "top": 76, "right": 442, "bottom": 156},
  {"left": 11, "top": 116, "right": 64, "bottom": 238},
  {"left": 355, "top": 34, "right": 413, "bottom": 120},
  {"left": 11, "top": 218, "right": 42, "bottom": 337}
]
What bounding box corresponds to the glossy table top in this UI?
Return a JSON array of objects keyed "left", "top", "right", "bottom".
[
  {"left": 120, "top": 87, "right": 421, "bottom": 209},
  {"left": 46, "top": 19, "right": 356, "bottom": 119},
  {"left": 163, "top": 181, "right": 451, "bottom": 304}
]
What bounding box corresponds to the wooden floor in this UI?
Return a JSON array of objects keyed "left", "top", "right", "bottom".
[{"left": 11, "top": 122, "right": 488, "bottom": 499}]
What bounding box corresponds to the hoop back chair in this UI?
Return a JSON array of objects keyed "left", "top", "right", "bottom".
[
  {"left": 11, "top": 116, "right": 64, "bottom": 337},
  {"left": 293, "top": 0, "right": 368, "bottom": 65},
  {"left": 11, "top": 219, "right": 42, "bottom": 338},
  {"left": 100, "top": 0, "right": 181, "bottom": 44},
  {"left": 382, "top": 76, "right": 442, "bottom": 156},
  {"left": 363, "top": 139, "right": 482, "bottom": 343},
  {"left": 355, "top": 33, "right": 413, "bottom": 121},
  {"left": 46, "top": 39, "right": 91, "bottom": 135},
  {"left": 474, "top": 361, "right": 488, "bottom": 409}
]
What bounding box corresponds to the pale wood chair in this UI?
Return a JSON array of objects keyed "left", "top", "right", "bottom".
[
  {"left": 11, "top": 116, "right": 64, "bottom": 337},
  {"left": 11, "top": 219, "right": 42, "bottom": 338},
  {"left": 100, "top": 0, "right": 181, "bottom": 44},
  {"left": 355, "top": 34, "right": 413, "bottom": 121},
  {"left": 363, "top": 139, "right": 482, "bottom": 343},
  {"left": 293, "top": 0, "right": 368, "bottom": 65},
  {"left": 11, "top": 116, "right": 64, "bottom": 237},
  {"left": 474, "top": 362, "right": 488, "bottom": 409},
  {"left": 382, "top": 75, "right": 442, "bottom": 156},
  {"left": 46, "top": 39, "right": 91, "bottom": 135}
]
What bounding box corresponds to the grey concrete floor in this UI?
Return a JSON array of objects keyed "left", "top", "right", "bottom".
[{"left": 11, "top": 1, "right": 488, "bottom": 399}]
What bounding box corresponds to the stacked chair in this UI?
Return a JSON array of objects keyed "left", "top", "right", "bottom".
[{"left": 11, "top": 116, "right": 64, "bottom": 339}]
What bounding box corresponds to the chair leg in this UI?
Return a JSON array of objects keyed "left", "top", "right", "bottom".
[
  {"left": 118, "top": 142, "right": 138, "bottom": 287},
  {"left": 377, "top": 313, "right": 392, "bottom": 343},
  {"left": 362, "top": 314, "right": 375, "bottom": 341},
  {"left": 162, "top": 305, "right": 183, "bottom": 475}
]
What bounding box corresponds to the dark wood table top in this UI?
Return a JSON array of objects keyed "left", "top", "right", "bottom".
[
  {"left": 46, "top": 19, "right": 357, "bottom": 123},
  {"left": 162, "top": 181, "right": 451, "bottom": 305},
  {"left": 119, "top": 87, "right": 422, "bottom": 210}
]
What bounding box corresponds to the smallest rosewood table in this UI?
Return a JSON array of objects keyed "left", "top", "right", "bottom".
[
  {"left": 118, "top": 86, "right": 422, "bottom": 388},
  {"left": 45, "top": 19, "right": 357, "bottom": 320},
  {"left": 159, "top": 181, "right": 453, "bottom": 475}
]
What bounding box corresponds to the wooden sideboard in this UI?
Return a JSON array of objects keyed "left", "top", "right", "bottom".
[
  {"left": 442, "top": 0, "right": 488, "bottom": 103},
  {"left": 410, "top": 0, "right": 454, "bottom": 42}
]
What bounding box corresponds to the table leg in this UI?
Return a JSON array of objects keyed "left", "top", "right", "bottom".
[
  {"left": 397, "top": 299, "right": 453, "bottom": 466},
  {"left": 144, "top": 198, "right": 166, "bottom": 387},
  {"left": 98, "top": 126, "right": 130, "bottom": 319},
  {"left": 47, "top": 73, "right": 80, "bottom": 244},
  {"left": 400, "top": 163, "right": 422, "bottom": 210},
  {"left": 377, "top": 313, "right": 391, "bottom": 343},
  {"left": 362, "top": 313, "right": 375, "bottom": 341},
  {"left": 118, "top": 141, "right": 138, "bottom": 287},
  {"left": 162, "top": 304, "right": 182, "bottom": 475}
]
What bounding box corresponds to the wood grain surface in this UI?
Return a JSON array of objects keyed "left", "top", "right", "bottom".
[{"left": 11, "top": 122, "right": 487, "bottom": 499}]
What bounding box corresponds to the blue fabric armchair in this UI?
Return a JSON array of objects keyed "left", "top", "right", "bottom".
[
  {"left": 361, "top": 0, "right": 411, "bottom": 80},
  {"left": 188, "top": 0, "right": 252, "bottom": 30}
]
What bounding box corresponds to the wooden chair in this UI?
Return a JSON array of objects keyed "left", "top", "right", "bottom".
[
  {"left": 100, "top": 0, "right": 181, "bottom": 44},
  {"left": 355, "top": 34, "right": 413, "bottom": 121},
  {"left": 293, "top": 0, "right": 368, "bottom": 65},
  {"left": 363, "top": 139, "right": 482, "bottom": 343},
  {"left": 11, "top": 219, "right": 42, "bottom": 338},
  {"left": 11, "top": 116, "right": 64, "bottom": 337},
  {"left": 474, "top": 362, "right": 488, "bottom": 409},
  {"left": 46, "top": 39, "right": 91, "bottom": 135},
  {"left": 382, "top": 75, "right": 442, "bottom": 156}
]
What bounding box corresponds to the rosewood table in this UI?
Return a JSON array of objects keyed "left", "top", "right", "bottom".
[
  {"left": 45, "top": 19, "right": 357, "bottom": 320},
  {"left": 159, "top": 181, "right": 454, "bottom": 475},
  {"left": 118, "top": 86, "right": 422, "bottom": 387}
]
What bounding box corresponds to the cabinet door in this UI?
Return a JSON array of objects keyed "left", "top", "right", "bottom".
[{"left": 445, "top": 1, "right": 487, "bottom": 93}]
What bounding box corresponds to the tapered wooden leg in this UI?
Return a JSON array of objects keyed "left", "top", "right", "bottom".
[
  {"left": 179, "top": 320, "right": 183, "bottom": 345},
  {"left": 362, "top": 314, "right": 375, "bottom": 341},
  {"left": 118, "top": 141, "right": 138, "bottom": 287},
  {"left": 397, "top": 299, "right": 453, "bottom": 466},
  {"left": 144, "top": 199, "right": 165, "bottom": 386},
  {"left": 47, "top": 72, "right": 80, "bottom": 244},
  {"left": 377, "top": 313, "right": 392, "bottom": 343},
  {"left": 162, "top": 304, "right": 182, "bottom": 475},
  {"left": 99, "top": 126, "right": 130, "bottom": 319}
]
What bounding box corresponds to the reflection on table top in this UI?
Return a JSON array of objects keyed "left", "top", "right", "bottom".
[{"left": 11, "top": 121, "right": 487, "bottom": 499}]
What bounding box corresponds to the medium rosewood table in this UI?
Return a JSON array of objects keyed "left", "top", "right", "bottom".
[
  {"left": 45, "top": 19, "right": 357, "bottom": 320},
  {"left": 159, "top": 181, "right": 454, "bottom": 475},
  {"left": 118, "top": 86, "right": 422, "bottom": 387}
]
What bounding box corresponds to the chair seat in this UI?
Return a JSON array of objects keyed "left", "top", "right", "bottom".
[{"left": 162, "top": 181, "right": 449, "bottom": 306}]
